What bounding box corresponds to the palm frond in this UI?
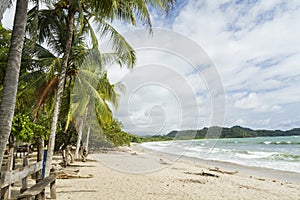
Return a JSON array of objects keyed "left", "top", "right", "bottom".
[
  {"left": 93, "top": 18, "right": 136, "bottom": 69},
  {"left": 34, "top": 76, "right": 58, "bottom": 119}
]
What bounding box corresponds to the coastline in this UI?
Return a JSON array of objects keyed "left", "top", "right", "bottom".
[
  {"left": 138, "top": 143, "right": 300, "bottom": 184},
  {"left": 56, "top": 143, "right": 300, "bottom": 199}
]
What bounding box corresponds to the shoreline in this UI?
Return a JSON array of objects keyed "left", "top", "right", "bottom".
[
  {"left": 56, "top": 144, "right": 300, "bottom": 199},
  {"left": 134, "top": 143, "right": 300, "bottom": 184}
]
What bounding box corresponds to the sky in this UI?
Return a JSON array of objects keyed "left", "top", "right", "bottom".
[{"left": 2, "top": 0, "right": 300, "bottom": 136}]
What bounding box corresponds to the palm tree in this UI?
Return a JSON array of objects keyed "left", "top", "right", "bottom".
[
  {"left": 30, "top": 0, "right": 174, "bottom": 176},
  {"left": 70, "top": 63, "right": 122, "bottom": 159},
  {"left": 0, "top": 0, "right": 29, "bottom": 169}
]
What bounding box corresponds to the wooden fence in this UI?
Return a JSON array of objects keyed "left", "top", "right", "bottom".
[{"left": 0, "top": 156, "right": 56, "bottom": 200}]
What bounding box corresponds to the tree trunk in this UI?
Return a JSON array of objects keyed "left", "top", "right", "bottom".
[
  {"left": 0, "top": 0, "right": 28, "bottom": 169},
  {"left": 74, "top": 116, "right": 84, "bottom": 159},
  {"left": 84, "top": 106, "right": 91, "bottom": 154},
  {"left": 85, "top": 123, "right": 91, "bottom": 154},
  {"left": 36, "top": 137, "right": 44, "bottom": 182},
  {"left": 45, "top": 10, "right": 75, "bottom": 176}
]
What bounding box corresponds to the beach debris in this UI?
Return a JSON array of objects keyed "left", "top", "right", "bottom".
[
  {"left": 258, "top": 178, "right": 266, "bottom": 181},
  {"left": 53, "top": 169, "right": 93, "bottom": 179},
  {"left": 208, "top": 167, "right": 238, "bottom": 175},
  {"left": 58, "top": 173, "right": 93, "bottom": 179},
  {"left": 159, "top": 158, "right": 170, "bottom": 165},
  {"left": 184, "top": 171, "right": 219, "bottom": 178},
  {"left": 178, "top": 179, "right": 206, "bottom": 184},
  {"left": 238, "top": 184, "right": 261, "bottom": 191}
]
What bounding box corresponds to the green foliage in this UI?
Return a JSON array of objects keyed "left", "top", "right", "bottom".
[
  {"left": 101, "top": 119, "right": 132, "bottom": 146},
  {"left": 138, "top": 126, "right": 300, "bottom": 142},
  {"left": 11, "top": 113, "right": 49, "bottom": 143},
  {"left": 164, "top": 126, "right": 300, "bottom": 140},
  {"left": 138, "top": 135, "right": 173, "bottom": 142},
  {"left": 0, "top": 24, "right": 11, "bottom": 85}
]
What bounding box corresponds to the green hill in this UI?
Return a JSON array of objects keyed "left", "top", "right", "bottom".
[{"left": 165, "top": 126, "right": 300, "bottom": 140}]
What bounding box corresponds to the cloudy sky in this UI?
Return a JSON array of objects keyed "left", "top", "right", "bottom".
[{"left": 2, "top": 0, "right": 300, "bottom": 136}]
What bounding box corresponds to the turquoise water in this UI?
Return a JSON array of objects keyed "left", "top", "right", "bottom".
[{"left": 142, "top": 136, "right": 300, "bottom": 173}]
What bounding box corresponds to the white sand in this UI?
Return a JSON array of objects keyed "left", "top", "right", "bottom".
[{"left": 56, "top": 144, "right": 300, "bottom": 200}]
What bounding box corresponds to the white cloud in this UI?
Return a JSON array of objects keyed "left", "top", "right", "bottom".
[{"left": 166, "top": 0, "right": 300, "bottom": 132}]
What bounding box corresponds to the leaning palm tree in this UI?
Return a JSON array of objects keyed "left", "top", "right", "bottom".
[
  {"left": 34, "top": 0, "right": 174, "bottom": 176},
  {"left": 69, "top": 58, "right": 123, "bottom": 159},
  {"left": 0, "top": 0, "right": 29, "bottom": 169}
]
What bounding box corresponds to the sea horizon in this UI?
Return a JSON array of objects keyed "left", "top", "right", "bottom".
[{"left": 141, "top": 135, "right": 300, "bottom": 174}]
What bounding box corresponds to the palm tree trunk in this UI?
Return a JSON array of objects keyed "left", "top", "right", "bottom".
[
  {"left": 74, "top": 116, "right": 84, "bottom": 159},
  {"left": 0, "top": 0, "right": 29, "bottom": 169},
  {"left": 36, "top": 137, "right": 44, "bottom": 182},
  {"left": 84, "top": 106, "right": 91, "bottom": 154},
  {"left": 45, "top": 10, "right": 75, "bottom": 176},
  {"left": 85, "top": 122, "right": 91, "bottom": 154}
]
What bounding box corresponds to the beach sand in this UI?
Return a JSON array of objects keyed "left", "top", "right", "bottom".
[{"left": 56, "top": 144, "right": 300, "bottom": 200}]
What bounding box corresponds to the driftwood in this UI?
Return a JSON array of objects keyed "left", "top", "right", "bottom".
[
  {"left": 208, "top": 167, "right": 238, "bottom": 175},
  {"left": 57, "top": 174, "right": 93, "bottom": 179},
  {"left": 53, "top": 169, "right": 93, "bottom": 179},
  {"left": 184, "top": 171, "right": 219, "bottom": 178},
  {"left": 178, "top": 179, "right": 206, "bottom": 184}
]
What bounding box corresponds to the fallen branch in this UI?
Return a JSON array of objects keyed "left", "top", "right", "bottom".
[
  {"left": 57, "top": 174, "right": 93, "bottom": 179},
  {"left": 208, "top": 167, "right": 238, "bottom": 175},
  {"left": 184, "top": 171, "right": 219, "bottom": 178},
  {"left": 53, "top": 169, "right": 93, "bottom": 179}
]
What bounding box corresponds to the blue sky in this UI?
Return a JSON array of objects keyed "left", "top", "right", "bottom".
[{"left": 2, "top": 0, "right": 300, "bottom": 135}]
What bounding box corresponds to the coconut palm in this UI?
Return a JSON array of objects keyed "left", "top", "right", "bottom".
[
  {"left": 70, "top": 60, "right": 123, "bottom": 158},
  {"left": 27, "top": 0, "right": 174, "bottom": 176},
  {"left": 26, "top": 4, "right": 130, "bottom": 161},
  {"left": 0, "top": 0, "right": 29, "bottom": 169}
]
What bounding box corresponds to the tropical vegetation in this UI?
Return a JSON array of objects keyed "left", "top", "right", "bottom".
[
  {"left": 0, "top": 0, "right": 174, "bottom": 173},
  {"left": 138, "top": 126, "right": 300, "bottom": 141}
]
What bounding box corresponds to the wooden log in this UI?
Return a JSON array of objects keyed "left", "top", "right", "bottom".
[{"left": 208, "top": 167, "right": 238, "bottom": 175}]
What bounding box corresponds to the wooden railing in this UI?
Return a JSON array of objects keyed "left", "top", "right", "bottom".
[{"left": 0, "top": 157, "right": 56, "bottom": 200}]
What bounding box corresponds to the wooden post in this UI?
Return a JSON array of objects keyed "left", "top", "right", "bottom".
[
  {"left": 50, "top": 179, "right": 56, "bottom": 199},
  {"left": 1, "top": 147, "right": 14, "bottom": 199},
  {"left": 36, "top": 138, "right": 44, "bottom": 183},
  {"left": 35, "top": 138, "right": 44, "bottom": 200},
  {"left": 20, "top": 157, "right": 29, "bottom": 193},
  {"left": 40, "top": 190, "right": 45, "bottom": 200}
]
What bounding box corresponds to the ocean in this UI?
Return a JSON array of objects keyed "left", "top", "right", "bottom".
[{"left": 141, "top": 135, "right": 300, "bottom": 173}]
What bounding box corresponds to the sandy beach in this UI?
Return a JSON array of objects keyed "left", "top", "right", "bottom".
[{"left": 55, "top": 144, "right": 300, "bottom": 200}]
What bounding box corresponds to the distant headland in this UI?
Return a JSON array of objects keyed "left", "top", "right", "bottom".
[{"left": 137, "top": 126, "right": 300, "bottom": 142}]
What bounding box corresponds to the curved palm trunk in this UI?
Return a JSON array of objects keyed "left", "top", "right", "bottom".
[
  {"left": 0, "top": 0, "right": 29, "bottom": 169},
  {"left": 45, "top": 10, "right": 75, "bottom": 176},
  {"left": 85, "top": 123, "right": 91, "bottom": 153},
  {"left": 84, "top": 106, "right": 91, "bottom": 155},
  {"left": 74, "top": 116, "right": 84, "bottom": 159}
]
